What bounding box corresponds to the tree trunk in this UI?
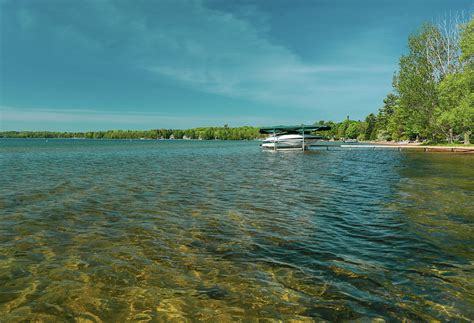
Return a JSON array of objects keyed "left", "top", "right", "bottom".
[
  {"left": 448, "top": 128, "right": 453, "bottom": 144},
  {"left": 464, "top": 130, "right": 471, "bottom": 145}
]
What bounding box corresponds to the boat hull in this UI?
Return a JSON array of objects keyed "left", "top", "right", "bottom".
[{"left": 261, "top": 134, "right": 320, "bottom": 149}]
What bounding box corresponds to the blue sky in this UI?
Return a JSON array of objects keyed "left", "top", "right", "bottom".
[{"left": 1, "top": 0, "right": 472, "bottom": 131}]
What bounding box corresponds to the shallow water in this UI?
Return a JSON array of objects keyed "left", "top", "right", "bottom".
[{"left": 1, "top": 139, "right": 473, "bottom": 321}]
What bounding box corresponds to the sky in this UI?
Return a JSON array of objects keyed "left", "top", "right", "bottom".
[{"left": 1, "top": 0, "right": 473, "bottom": 131}]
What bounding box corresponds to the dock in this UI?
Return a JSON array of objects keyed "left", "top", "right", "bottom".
[{"left": 309, "top": 144, "right": 474, "bottom": 153}]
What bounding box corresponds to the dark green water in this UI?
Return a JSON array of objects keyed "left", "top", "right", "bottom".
[{"left": 1, "top": 139, "right": 473, "bottom": 322}]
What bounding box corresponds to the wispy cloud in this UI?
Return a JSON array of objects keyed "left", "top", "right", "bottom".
[
  {"left": 4, "top": 0, "right": 395, "bottom": 113},
  {"left": 1, "top": 106, "right": 179, "bottom": 124},
  {"left": 133, "top": 2, "right": 396, "bottom": 108}
]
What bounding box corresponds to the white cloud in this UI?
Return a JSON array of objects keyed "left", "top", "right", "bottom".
[
  {"left": 6, "top": 0, "right": 394, "bottom": 113},
  {"left": 135, "top": 1, "right": 395, "bottom": 109},
  {"left": 1, "top": 106, "right": 172, "bottom": 124}
]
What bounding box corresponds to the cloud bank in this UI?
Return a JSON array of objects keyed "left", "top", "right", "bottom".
[{"left": 3, "top": 0, "right": 395, "bottom": 115}]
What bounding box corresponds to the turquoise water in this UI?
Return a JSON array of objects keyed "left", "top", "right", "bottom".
[{"left": 1, "top": 139, "right": 473, "bottom": 321}]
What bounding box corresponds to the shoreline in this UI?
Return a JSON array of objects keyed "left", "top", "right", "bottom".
[{"left": 355, "top": 142, "right": 474, "bottom": 153}]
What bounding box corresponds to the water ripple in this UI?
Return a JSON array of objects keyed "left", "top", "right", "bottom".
[{"left": 1, "top": 139, "right": 473, "bottom": 321}]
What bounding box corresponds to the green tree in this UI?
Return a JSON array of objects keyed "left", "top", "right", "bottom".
[
  {"left": 376, "top": 93, "right": 399, "bottom": 140},
  {"left": 393, "top": 24, "right": 439, "bottom": 140},
  {"left": 345, "top": 121, "right": 360, "bottom": 139},
  {"left": 437, "top": 71, "right": 473, "bottom": 143},
  {"left": 460, "top": 15, "right": 474, "bottom": 68},
  {"left": 437, "top": 17, "right": 474, "bottom": 144},
  {"left": 364, "top": 113, "right": 377, "bottom": 140}
]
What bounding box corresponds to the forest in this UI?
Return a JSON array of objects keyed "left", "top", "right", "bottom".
[
  {"left": 0, "top": 126, "right": 262, "bottom": 140},
  {"left": 321, "top": 14, "right": 473, "bottom": 144}
]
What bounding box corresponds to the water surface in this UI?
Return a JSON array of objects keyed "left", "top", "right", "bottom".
[{"left": 1, "top": 139, "right": 473, "bottom": 321}]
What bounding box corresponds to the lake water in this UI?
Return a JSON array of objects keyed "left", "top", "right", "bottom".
[{"left": 1, "top": 139, "right": 473, "bottom": 321}]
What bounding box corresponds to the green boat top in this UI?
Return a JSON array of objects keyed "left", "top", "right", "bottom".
[{"left": 259, "top": 125, "right": 331, "bottom": 134}]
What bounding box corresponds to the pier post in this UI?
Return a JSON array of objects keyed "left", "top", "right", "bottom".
[
  {"left": 273, "top": 129, "right": 277, "bottom": 151},
  {"left": 302, "top": 126, "right": 305, "bottom": 151}
]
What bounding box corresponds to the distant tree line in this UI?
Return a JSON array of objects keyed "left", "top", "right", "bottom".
[
  {"left": 315, "top": 14, "right": 473, "bottom": 144},
  {"left": 0, "top": 126, "right": 264, "bottom": 140}
]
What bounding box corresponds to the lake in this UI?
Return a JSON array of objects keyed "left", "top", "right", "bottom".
[{"left": 1, "top": 139, "right": 473, "bottom": 321}]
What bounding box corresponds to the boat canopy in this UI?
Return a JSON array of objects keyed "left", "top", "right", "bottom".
[{"left": 259, "top": 125, "right": 331, "bottom": 134}]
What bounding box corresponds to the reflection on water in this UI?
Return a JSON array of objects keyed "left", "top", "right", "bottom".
[{"left": 1, "top": 139, "right": 473, "bottom": 321}]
